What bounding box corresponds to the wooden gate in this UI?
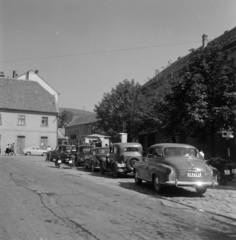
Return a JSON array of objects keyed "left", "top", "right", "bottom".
[{"left": 40, "top": 137, "right": 48, "bottom": 150}]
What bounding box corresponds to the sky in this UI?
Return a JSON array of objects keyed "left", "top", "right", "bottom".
[{"left": 0, "top": 0, "right": 236, "bottom": 112}]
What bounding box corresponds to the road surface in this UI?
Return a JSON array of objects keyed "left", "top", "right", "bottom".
[{"left": 0, "top": 155, "right": 235, "bottom": 240}]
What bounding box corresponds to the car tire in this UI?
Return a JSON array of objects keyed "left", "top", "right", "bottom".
[
  {"left": 195, "top": 186, "right": 207, "bottom": 195},
  {"left": 26, "top": 152, "right": 31, "bottom": 156},
  {"left": 134, "top": 170, "right": 142, "bottom": 185},
  {"left": 113, "top": 164, "right": 119, "bottom": 178},
  {"left": 91, "top": 163, "right": 95, "bottom": 172},
  {"left": 126, "top": 157, "right": 139, "bottom": 172},
  {"left": 42, "top": 152, "right": 47, "bottom": 156},
  {"left": 100, "top": 163, "right": 105, "bottom": 175},
  {"left": 153, "top": 174, "right": 162, "bottom": 193}
]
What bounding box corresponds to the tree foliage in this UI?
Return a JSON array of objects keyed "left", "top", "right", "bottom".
[
  {"left": 163, "top": 44, "right": 236, "bottom": 155},
  {"left": 58, "top": 110, "right": 74, "bottom": 128},
  {"left": 94, "top": 79, "right": 142, "bottom": 142}
]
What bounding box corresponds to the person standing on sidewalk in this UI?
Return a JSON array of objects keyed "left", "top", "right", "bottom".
[
  {"left": 45, "top": 145, "right": 52, "bottom": 162},
  {"left": 11, "top": 143, "right": 16, "bottom": 156}
]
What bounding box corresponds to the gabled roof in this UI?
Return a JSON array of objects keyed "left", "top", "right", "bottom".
[
  {"left": 67, "top": 113, "right": 98, "bottom": 127},
  {"left": 142, "top": 26, "right": 236, "bottom": 90},
  {"left": 0, "top": 78, "right": 58, "bottom": 114}
]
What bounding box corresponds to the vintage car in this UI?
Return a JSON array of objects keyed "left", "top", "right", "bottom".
[
  {"left": 23, "top": 146, "right": 47, "bottom": 156},
  {"left": 85, "top": 147, "right": 110, "bottom": 172},
  {"left": 75, "top": 145, "right": 94, "bottom": 166},
  {"left": 100, "top": 142, "right": 143, "bottom": 178},
  {"left": 134, "top": 143, "right": 218, "bottom": 195},
  {"left": 50, "top": 144, "right": 76, "bottom": 163}
]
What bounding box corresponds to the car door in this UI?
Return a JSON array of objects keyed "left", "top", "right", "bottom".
[
  {"left": 147, "top": 147, "right": 163, "bottom": 181},
  {"left": 138, "top": 148, "right": 154, "bottom": 180}
]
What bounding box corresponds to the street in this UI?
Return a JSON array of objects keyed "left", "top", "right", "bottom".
[{"left": 0, "top": 155, "right": 236, "bottom": 240}]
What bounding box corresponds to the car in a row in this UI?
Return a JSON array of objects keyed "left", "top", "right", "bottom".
[{"left": 48, "top": 142, "right": 219, "bottom": 195}]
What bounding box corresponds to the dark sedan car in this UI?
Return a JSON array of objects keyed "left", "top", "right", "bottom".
[
  {"left": 134, "top": 143, "right": 218, "bottom": 195},
  {"left": 50, "top": 144, "right": 76, "bottom": 163},
  {"left": 75, "top": 145, "right": 94, "bottom": 166},
  {"left": 100, "top": 142, "right": 143, "bottom": 178},
  {"left": 85, "top": 147, "right": 110, "bottom": 172}
]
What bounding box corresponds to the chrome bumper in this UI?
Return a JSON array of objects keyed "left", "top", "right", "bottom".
[{"left": 165, "top": 180, "right": 218, "bottom": 187}]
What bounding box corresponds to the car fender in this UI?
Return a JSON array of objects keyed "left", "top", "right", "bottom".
[{"left": 150, "top": 164, "right": 173, "bottom": 183}]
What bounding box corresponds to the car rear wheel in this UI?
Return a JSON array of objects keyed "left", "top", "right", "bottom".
[
  {"left": 134, "top": 170, "right": 142, "bottom": 185},
  {"left": 153, "top": 174, "right": 162, "bottom": 193},
  {"left": 26, "top": 152, "right": 31, "bottom": 156},
  {"left": 195, "top": 186, "right": 207, "bottom": 195}
]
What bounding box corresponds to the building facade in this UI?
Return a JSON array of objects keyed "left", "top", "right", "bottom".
[
  {"left": 65, "top": 114, "right": 99, "bottom": 146},
  {"left": 0, "top": 73, "right": 59, "bottom": 154}
]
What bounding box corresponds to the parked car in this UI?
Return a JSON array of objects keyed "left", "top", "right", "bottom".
[
  {"left": 85, "top": 147, "right": 110, "bottom": 172},
  {"left": 100, "top": 142, "right": 143, "bottom": 178},
  {"left": 134, "top": 143, "right": 218, "bottom": 195},
  {"left": 50, "top": 144, "right": 76, "bottom": 163},
  {"left": 75, "top": 145, "right": 94, "bottom": 166},
  {"left": 23, "top": 146, "right": 47, "bottom": 156}
]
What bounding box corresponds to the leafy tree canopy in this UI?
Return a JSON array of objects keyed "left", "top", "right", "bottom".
[
  {"left": 94, "top": 79, "right": 142, "bottom": 142},
  {"left": 58, "top": 110, "right": 74, "bottom": 128},
  {"left": 163, "top": 44, "right": 236, "bottom": 154}
]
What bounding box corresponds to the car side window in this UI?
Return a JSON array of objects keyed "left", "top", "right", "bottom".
[
  {"left": 147, "top": 148, "right": 154, "bottom": 158},
  {"left": 153, "top": 147, "right": 162, "bottom": 158}
]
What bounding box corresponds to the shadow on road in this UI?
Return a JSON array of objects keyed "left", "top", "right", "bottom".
[
  {"left": 118, "top": 181, "right": 203, "bottom": 198},
  {"left": 75, "top": 166, "right": 135, "bottom": 179}
]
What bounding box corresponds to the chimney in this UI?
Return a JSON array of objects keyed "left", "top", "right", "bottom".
[
  {"left": 26, "top": 71, "right": 29, "bottom": 80},
  {"left": 12, "top": 70, "right": 17, "bottom": 78},
  {"left": 35, "top": 70, "right": 39, "bottom": 74},
  {"left": 202, "top": 34, "right": 208, "bottom": 48}
]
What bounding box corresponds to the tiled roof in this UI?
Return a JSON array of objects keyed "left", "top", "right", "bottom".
[
  {"left": 67, "top": 113, "right": 98, "bottom": 127},
  {"left": 0, "top": 78, "right": 58, "bottom": 113},
  {"left": 143, "top": 26, "right": 236, "bottom": 90}
]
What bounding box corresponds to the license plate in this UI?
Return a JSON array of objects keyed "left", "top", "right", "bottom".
[
  {"left": 187, "top": 172, "right": 201, "bottom": 177},
  {"left": 224, "top": 170, "right": 230, "bottom": 175},
  {"left": 58, "top": 160, "right": 61, "bottom": 164},
  {"left": 69, "top": 160, "right": 72, "bottom": 164}
]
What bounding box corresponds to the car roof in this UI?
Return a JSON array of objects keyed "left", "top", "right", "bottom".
[
  {"left": 112, "top": 142, "right": 142, "bottom": 148},
  {"left": 150, "top": 143, "right": 196, "bottom": 148}
]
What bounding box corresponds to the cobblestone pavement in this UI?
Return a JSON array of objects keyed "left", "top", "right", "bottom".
[{"left": 75, "top": 168, "right": 236, "bottom": 224}]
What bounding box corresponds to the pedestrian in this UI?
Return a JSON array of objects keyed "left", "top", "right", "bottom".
[
  {"left": 11, "top": 143, "right": 16, "bottom": 156},
  {"left": 45, "top": 145, "right": 52, "bottom": 162},
  {"left": 5, "top": 144, "right": 10, "bottom": 155},
  {"left": 199, "top": 149, "right": 205, "bottom": 159}
]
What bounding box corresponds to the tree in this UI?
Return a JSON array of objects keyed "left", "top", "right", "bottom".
[
  {"left": 164, "top": 44, "right": 236, "bottom": 156},
  {"left": 94, "top": 79, "right": 142, "bottom": 142},
  {"left": 58, "top": 110, "right": 74, "bottom": 128}
]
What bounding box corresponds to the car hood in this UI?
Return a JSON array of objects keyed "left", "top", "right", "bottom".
[{"left": 164, "top": 157, "right": 210, "bottom": 171}]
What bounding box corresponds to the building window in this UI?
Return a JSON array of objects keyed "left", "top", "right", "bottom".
[
  {"left": 41, "top": 117, "right": 48, "bottom": 127},
  {"left": 18, "top": 115, "right": 25, "bottom": 126}
]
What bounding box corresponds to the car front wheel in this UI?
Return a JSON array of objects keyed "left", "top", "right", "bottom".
[
  {"left": 195, "top": 186, "right": 207, "bottom": 195},
  {"left": 153, "top": 174, "right": 162, "bottom": 193},
  {"left": 26, "top": 152, "right": 31, "bottom": 156}
]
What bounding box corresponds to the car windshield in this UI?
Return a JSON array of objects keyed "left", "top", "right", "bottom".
[
  {"left": 163, "top": 147, "right": 201, "bottom": 159},
  {"left": 123, "top": 147, "right": 140, "bottom": 152},
  {"left": 98, "top": 149, "right": 109, "bottom": 154},
  {"left": 82, "top": 148, "right": 91, "bottom": 153}
]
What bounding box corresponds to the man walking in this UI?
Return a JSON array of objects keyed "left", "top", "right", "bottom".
[{"left": 11, "top": 143, "right": 16, "bottom": 156}]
